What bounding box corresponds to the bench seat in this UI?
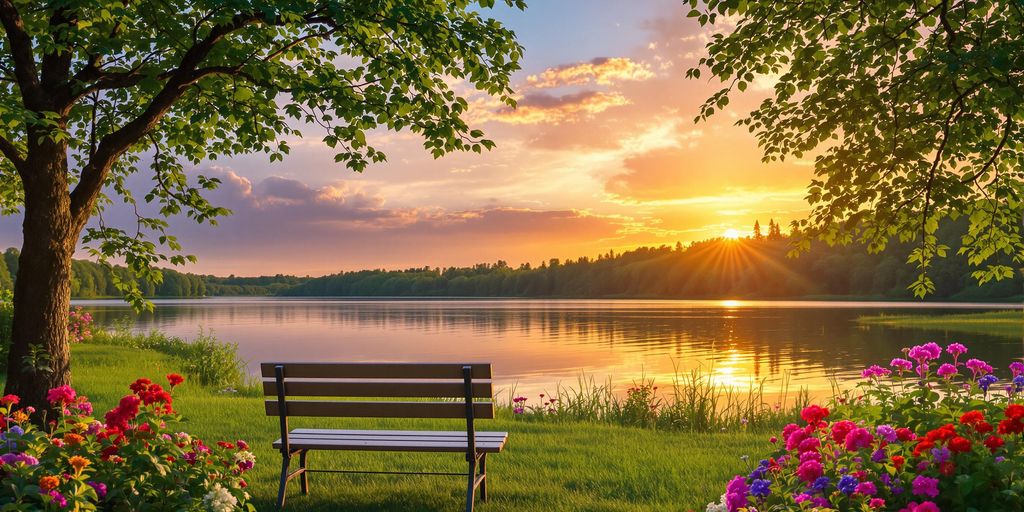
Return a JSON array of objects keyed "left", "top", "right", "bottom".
[{"left": 274, "top": 428, "right": 508, "bottom": 453}]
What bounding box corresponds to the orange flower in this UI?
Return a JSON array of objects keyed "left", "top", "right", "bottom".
[
  {"left": 63, "top": 433, "right": 84, "bottom": 445},
  {"left": 39, "top": 475, "right": 59, "bottom": 491},
  {"left": 69, "top": 456, "right": 90, "bottom": 474},
  {"left": 10, "top": 411, "right": 27, "bottom": 423}
]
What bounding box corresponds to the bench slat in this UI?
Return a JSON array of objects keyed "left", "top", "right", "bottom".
[
  {"left": 263, "top": 380, "right": 492, "bottom": 398},
  {"left": 290, "top": 428, "right": 507, "bottom": 438},
  {"left": 273, "top": 438, "right": 506, "bottom": 453},
  {"left": 265, "top": 400, "right": 495, "bottom": 419},
  {"left": 261, "top": 362, "right": 491, "bottom": 379}
]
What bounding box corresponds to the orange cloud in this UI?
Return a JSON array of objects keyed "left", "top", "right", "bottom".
[
  {"left": 527, "top": 57, "right": 655, "bottom": 88},
  {"left": 480, "top": 90, "right": 629, "bottom": 125}
]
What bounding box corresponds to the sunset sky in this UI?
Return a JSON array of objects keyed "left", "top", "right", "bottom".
[{"left": 2, "top": 0, "right": 815, "bottom": 276}]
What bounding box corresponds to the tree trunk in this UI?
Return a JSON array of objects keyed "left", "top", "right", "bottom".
[{"left": 3, "top": 145, "right": 76, "bottom": 416}]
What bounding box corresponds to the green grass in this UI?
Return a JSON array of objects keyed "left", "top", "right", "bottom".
[
  {"left": 68, "top": 344, "right": 767, "bottom": 511},
  {"left": 858, "top": 310, "right": 1024, "bottom": 338}
]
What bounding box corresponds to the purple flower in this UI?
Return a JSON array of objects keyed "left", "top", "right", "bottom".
[
  {"left": 1014, "top": 375, "right": 1024, "bottom": 393},
  {"left": 912, "top": 475, "right": 940, "bottom": 498},
  {"left": 890, "top": 358, "right": 914, "bottom": 373},
  {"left": 937, "top": 363, "right": 958, "bottom": 379},
  {"left": 811, "top": 476, "right": 831, "bottom": 492},
  {"left": 876, "top": 425, "right": 897, "bottom": 443},
  {"left": 838, "top": 475, "right": 858, "bottom": 495},
  {"left": 931, "top": 446, "right": 950, "bottom": 464},
  {"left": 87, "top": 481, "right": 107, "bottom": 499},
  {"left": 979, "top": 374, "right": 998, "bottom": 392},
  {"left": 750, "top": 479, "right": 772, "bottom": 497},
  {"left": 871, "top": 448, "right": 887, "bottom": 463}
]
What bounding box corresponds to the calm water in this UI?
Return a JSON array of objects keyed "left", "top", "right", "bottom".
[{"left": 74, "top": 298, "right": 1024, "bottom": 399}]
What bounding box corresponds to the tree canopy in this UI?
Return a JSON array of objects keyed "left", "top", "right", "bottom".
[
  {"left": 688, "top": 0, "right": 1024, "bottom": 296},
  {"left": 0, "top": 0, "right": 524, "bottom": 307}
]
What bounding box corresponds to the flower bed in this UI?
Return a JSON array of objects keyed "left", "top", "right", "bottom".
[
  {"left": 708, "top": 343, "right": 1024, "bottom": 511},
  {"left": 0, "top": 374, "right": 254, "bottom": 511}
]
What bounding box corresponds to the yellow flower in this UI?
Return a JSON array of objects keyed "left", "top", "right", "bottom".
[
  {"left": 10, "top": 411, "right": 27, "bottom": 423},
  {"left": 68, "top": 456, "right": 90, "bottom": 474}
]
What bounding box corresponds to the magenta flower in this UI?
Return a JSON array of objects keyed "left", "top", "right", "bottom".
[
  {"left": 890, "top": 358, "right": 913, "bottom": 373},
  {"left": 725, "top": 475, "right": 749, "bottom": 511},
  {"left": 855, "top": 481, "right": 877, "bottom": 496},
  {"left": 908, "top": 343, "right": 942, "bottom": 363},
  {"left": 796, "top": 459, "right": 823, "bottom": 483},
  {"left": 46, "top": 385, "right": 76, "bottom": 405},
  {"left": 965, "top": 358, "right": 993, "bottom": 378},
  {"left": 844, "top": 427, "right": 874, "bottom": 451},
  {"left": 1010, "top": 361, "right": 1024, "bottom": 377},
  {"left": 861, "top": 365, "right": 891, "bottom": 379},
  {"left": 936, "top": 363, "right": 958, "bottom": 379},
  {"left": 912, "top": 475, "right": 940, "bottom": 498},
  {"left": 946, "top": 342, "right": 967, "bottom": 360}
]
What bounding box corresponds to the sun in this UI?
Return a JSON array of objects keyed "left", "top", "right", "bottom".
[{"left": 723, "top": 228, "right": 742, "bottom": 240}]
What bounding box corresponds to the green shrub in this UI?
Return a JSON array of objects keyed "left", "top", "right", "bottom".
[{"left": 90, "top": 321, "right": 253, "bottom": 392}]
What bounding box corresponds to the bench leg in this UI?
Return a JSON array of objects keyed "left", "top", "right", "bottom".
[
  {"left": 299, "top": 450, "right": 310, "bottom": 495},
  {"left": 277, "top": 455, "right": 290, "bottom": 509},
  {"left": 479, "top": 454, "right": 487, "bottom": 502},
  {"left": 465, "top": 457, "right": 477, "bottom": 512}
]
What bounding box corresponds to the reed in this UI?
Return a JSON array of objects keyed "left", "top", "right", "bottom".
[{"left": 503, "top": 364, "right": 808, "bottom": 433}]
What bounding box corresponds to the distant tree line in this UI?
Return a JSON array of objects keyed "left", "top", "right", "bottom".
[
  {"left": 278, "top": 218, "right": 1023, "bottom": 300},
  {"left": 0, "top": 217, "right": 1017, "bottom": 300}
]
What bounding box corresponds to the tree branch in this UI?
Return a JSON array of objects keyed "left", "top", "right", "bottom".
[
  {"left": 0, "top": 0, "right": 43, "bottom": 107},
  {"left": 0, "top": 134, "right": 25, "bottom": 171}
]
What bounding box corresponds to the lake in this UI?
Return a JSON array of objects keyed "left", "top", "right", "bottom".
[{"left": 75, "top": 298, "right": 1024, "bottom": 401}]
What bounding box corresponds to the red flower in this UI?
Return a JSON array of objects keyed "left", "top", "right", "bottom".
[
  {"left": 939, "top": 461, "right": 955, "bottom": 476},
  {"left": 1005, "top": 404, "right": 1024, "bottom": 420},
  {"left": 984, "top": 435, "right": 1005, "bottom": 453},
  {"left": 166, "top": 373, "right": 184, "bottom": 387},
  {"left": 959, "top": 410, "right": 985, "bottom": 425},
  {"left": 891, "top": 455, "right": 906, "bottom": 470},
  {"left": 998, "top": 418, "right": 1024, "bottom": 435},
  {"left": 129, "top": 378, "right": 152, "bottom": 394},
  {"left": 801, "top": 405, "right": 830, "bottom": 426},
  {"left": 0, "top": 394, "right": 18, "bottom": 406},
  {"left": 975, "top": 421, "right": 994, "bottom": 434},
  {"left": 948, "top": 436, "right": 971, "bottom": 453},
  {"left": 895, "top": 428, "right": 915, "bottom": 441}
]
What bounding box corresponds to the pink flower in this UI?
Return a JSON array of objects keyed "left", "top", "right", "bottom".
[
  {"left": 937, "top": 364, "right": 958, "bottom": 379},
  {"left": 844, "top": 427, "right": 874, "bottom": 451},
  {"left": 908, "top": 343, "right": 942, "bottom": 363},
  {"left": 855, "top": 481, "right": 878, "bottom": 496},
  {"left": 796, "top": 460, "right": 823, "bottom": 483},
  {"left": 869, "top": 498, "right": 886, "bottom": 509},
  {"left": 46, "top": 385, "right": 77, "bottom": 405},
  {"left": 946, "top": 343, "right": 967, "bottom": 358}
]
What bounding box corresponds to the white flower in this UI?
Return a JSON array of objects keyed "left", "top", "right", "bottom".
[
  {"left": 705, "top": 494, "right": 728, "bottom": 512},
  {"left": 203, "top": 483, "right": 238, "bottom": 512},
  {"left": 232, "top": 450, "right": 256, "bottom": 465}
]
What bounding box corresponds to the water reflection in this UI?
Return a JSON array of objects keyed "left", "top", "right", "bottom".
[{"left": 76, "top": 298, "right": 1024, "bottom": 399}]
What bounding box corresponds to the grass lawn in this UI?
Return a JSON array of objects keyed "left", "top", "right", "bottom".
[
  {"left": 858, "top": 310, "right": 1024, "bottom": 338},
  {"left": 68, "top": 344, "right": 766, "bottom": 511}
]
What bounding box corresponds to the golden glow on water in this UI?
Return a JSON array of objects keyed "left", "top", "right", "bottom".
[{"left": 76, "top": 298, "right": 1024, "bottom": 403}]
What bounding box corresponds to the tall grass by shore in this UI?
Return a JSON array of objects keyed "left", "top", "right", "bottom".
[
  {"left": 89, "top": 320, "right": 254, "bottom": 392},
  {"left": 505, "top": 367, "right": 808, "bottom": 433},
  {"left": 858, "top": 310, "right": 1024, "bottom": 338}
]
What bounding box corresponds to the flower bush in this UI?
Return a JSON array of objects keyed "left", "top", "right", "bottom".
[
  {"left": 0, "top": 374, "right": 254, "bottom": 511},
  {"left": 709, "top": 343, "right": 1024, "bottom": 511},
  {"left": 67, "top": 307, "right": 93, "bottom": 343}
]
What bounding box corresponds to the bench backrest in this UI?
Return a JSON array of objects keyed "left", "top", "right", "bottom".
[{"left": 261, "top": 362, "right": 494, "bottom": 420}]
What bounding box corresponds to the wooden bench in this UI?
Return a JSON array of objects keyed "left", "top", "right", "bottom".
[{"left": 262, "top": 362, "right": 508, "bottom": 511}]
